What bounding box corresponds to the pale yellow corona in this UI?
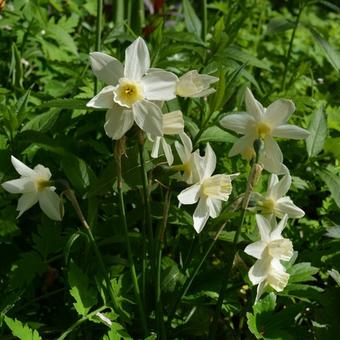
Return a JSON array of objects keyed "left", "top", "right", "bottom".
[
  {"left": 256, "top": 121, "right": 272, "bottom": 139},
  {"left": 114, "top": 79, "right": 143, "bottom": 107}
]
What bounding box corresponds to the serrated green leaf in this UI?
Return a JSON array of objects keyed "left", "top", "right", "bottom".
[
  {"left": 102, "top": 322, "right": 132, "bottom": 340},
  {"left": 287, "top": 262, "right": 319, "bottom": 283},
  {"left": 5, "top": 316, "right": 42, "bottom": 340},
  {"left": 41, "top": 98, "right": 89, "bottom": 110},
  {"left": 306, "top": 106, "right": 327, "bottom": 157},
  {"left": 182, "top": 0, "right": 202, "bottom": 38},
  {"left": 318, "top": 169, "right": 340, "bottom": 208},
  {"left": 68, "top": 261, "right": 97, "bottom": 316},
  {"left": 198, "top": 126, "right": 236, "bottom": 144},
  {"left": 21, "top": 109, "right": 60, "bottom": 133}
]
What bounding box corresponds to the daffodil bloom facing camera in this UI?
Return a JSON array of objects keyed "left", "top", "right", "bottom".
[
  {"left": 87, "top": 37, "right": 178, "bottom": 139},
  {"left": 254, "top": 174, "right": 305, "bottom": 221},
  {"left": 244, "top": 214, "right": 293, "bottom": 302},
  {"left": 1, "top": 156, "right": 62, "bottom": 221},
  {"left": 220, "top": 88, "right": 310, "bottom": 174},
  {"left": 149, "top": 110, "right": 184, "bottom": 166},
  {"left": 177, "top": 144, "right": 237, "bottom": 233},
  {"left": 176, "top": 70, "right": 219, "bottom": 98}
]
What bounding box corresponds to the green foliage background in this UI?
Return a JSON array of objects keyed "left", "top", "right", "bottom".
[{"left": 0, "top": 0, "right": 339, "bottom": 339}]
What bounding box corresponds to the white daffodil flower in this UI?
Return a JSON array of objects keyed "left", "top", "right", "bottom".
[
  {"left": 87, "top": 37, "right": 177, "bottom": 139},
  {"left": 254, "top": 174, "right": 305, "bottom": 220},
  {"left": 245, "top": 214, "right": 293, "bottom": 302},
  {"left": 177, "top": 144, "right": 236, "bottom": 233},
  {"left": 176, "top": 70, "right": 219, "bottom": 98},
  {"left": 173, "top": 132, "right": 201, "bottom": 184},
  {"left": 220, "top": 88, "right": 310, "bottom": 174},
  {"left": 1, "top": 156, "right": 62, "bottom": 221},
  {"left": 150, "top": 110, "right": 184, "bottom": 165}
]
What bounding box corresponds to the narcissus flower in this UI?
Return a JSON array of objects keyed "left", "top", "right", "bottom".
[
  {"left": 176, "top": 70, "right": 219, "bottom": 98},
  {"left": 177, "top": 144, "right": 236, "bottom": 233},
  {"left": 1, "top": 156, "right": 62, "bottom": 221},
  {"left": 245, "top": 214, "right": 293, "bottom": 302},
  {"left": 87, "top": 37, "right": 177, "bottom": 139},
  {"left": 254, "top": 174, "right": 305, "bottom": 221},
  {"left": 173, "top": 132, "right": 201, "bottom": 184},
  {"left": 149, "top": 110, "right": 184, "bottom": 165},
  {"left": 220, "top": 88, "right": 310, "bottom": 174}
]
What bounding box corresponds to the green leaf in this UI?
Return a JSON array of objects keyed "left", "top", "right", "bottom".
[
  {"left": 307, "top": 26, "right": 340, "bottom": 72},
  {"left": 306, "top": 106, "right": 327, "bottom": 157},
  {"left": 4, "top": 316, "right": 42, "bottom": 340},
  {"left": 21, "top": 109, "right": 60, "bottom": 133},
  {"left": 182, "top": 0, "right": 202, "bottom": 38},
  {"left": 198, "top": 126, "right": 236, "bottom": 144},
  {"left": 266, "top": 17, "right": 295, "bottom": 34},
  {"left": 41, "top": 98, "right": 89, "bottom": 110},
  {"left": 102, "top": 322, "right": 132, "bottom": 340},
  {"left": 287, "top": 262, "right": 319, "bottom": 283},
  {"left": 324, "top": 137, "right": 340, "bottom": 160},
  {"left": 68, "top": 260, "right": 97, "bottom": 316},
  {"left": 318, "top": 169, "right": 340, "bottom": 208}
]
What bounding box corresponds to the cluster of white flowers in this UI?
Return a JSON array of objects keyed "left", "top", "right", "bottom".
[{"left": 1, "top": 37, "right": 310, "bottom": 304}]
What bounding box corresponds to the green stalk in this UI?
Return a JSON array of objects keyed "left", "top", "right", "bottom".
[
  {"left": 281, "top": 3, "right": 304, "bottom": 92},
  {"left": 64, "top": 189, "right": 121, "bottom": 315},
  {"left": 114, "top": 0, "right": 125, "bottom": 31},
  {"left": 115, "top": 140, "right": 148, "bottom": 336},
  {"left": 139, "top": 0, "right": 145, "bottom": 32},
  {"left": 155, "top": 189, "right": 171, "bottom": 339},
  {"left": 201, "top": 0, "right": 207, "bottom": 41},
  {"left": 208, "top": 161, "right": 263, "bottom": 339},
  {"left": 94, "top": 0, "right": 103, "bottom": 94}
]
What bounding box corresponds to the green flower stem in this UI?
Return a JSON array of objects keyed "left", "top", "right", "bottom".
[
  {"left": 208, "top": 162, "right": 263, "bottom": 339},
  {"left": 94, "top": 0, "right": 103, "bottom": 94},
  {"left": 114, "top": 0, "right": 124, "bottom": 30},
  {"left": 115, "top": 140, "right": 149, "bottom": 336},
  {"left": 155, "top": 189, "right": 171, "bottom": 339},
  {"left": 201, "top": 0, "right": 207, "bottom": 41},
  {"left": 64, "top": 189, "right": 121, "bottom": 315},
  {"left": 58, "top": 305, "right": 107, "bottom": 340},
  {"left": 281, "top": 3, "right": 305, "bottom": 91}
]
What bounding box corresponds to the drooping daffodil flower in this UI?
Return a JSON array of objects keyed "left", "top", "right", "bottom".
[
  {"left": 177, "top": 143, "right": 237, "bottom": 233},
  {"left": 176, "top": 70, "right": 219, "bottom": 98},
  {"left": 220, "top": 88, "right": 310, "bottom": 174},
  {"left": 254, "top": 174, "right": 305, "bottom": 221},
  {"left": 244, "top": 214, "right": 293, "bottom": 302},
  {"left": 1, "top": 156, "right": 62, "bottom": 221},
  {"left": 87, "top": 37, "right": 178, "bottom": 139},
  {"left": 149, "top": 110, "right": 184, "bottom": 166}
]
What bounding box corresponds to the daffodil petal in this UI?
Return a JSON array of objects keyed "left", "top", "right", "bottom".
[
  {"left": 248, "top": 259, "right": 269, "bottom": 285},
  {"left": 141, "top": 70, "right": 177, "bottom": 100},
  {"left": 104, "top": 106, "right": 134, "bottom": 140},
  {"left": 255, "top": 214, "right": 271, "bottom": 242},
  {"left": 17, "top": 192, "right": 38, "bottom": 217},
  {"left": 2, "top": 178, "right": 34, "bottom": 194},
  {"left": 271, "top": 175, "right": 291, "bottom": 200},
  {"left": 228, "top": 134, "right": 255, "bottom": 157},
  {"left": 275, "top": 197, "right": 305, "bottom": 219},
  {"left": 245, "top": 88, "right": 264, "bottom": 121},
  {"left": 270, "top": 214, "right": 288, "bottom": 240},
  {"left": 267, "top": 174, "right": 279, "bottom": 193},
  {"left": 151, "top": 136, "right": 161, "bottom": 159},
  {"left": 193, "top": 197, "right": 210, "bottom": 233},
  {"left": 162, "top": 138, "right": 174, "bottom": 166},
  {"left": 272, "top": 124, "right": 310, "bottom": 139},
  {"left": 133, "top": 99, "right": 163, "bottom": 136},
  {"left": 124, "top": 37, "right": 150, "bottom": 81},
  {"left": 11, "top": 156, "right": 35, "bottom": 177},
  {"left": 177, "top": 184, "right": 201, "bottom": 205},
  {"left": 89, "top": 52, "right": 124, "bottom": 85},
  {"left": 202, "top": 143, "right": 216, "bottom": 179},
  {"left": 206, "top": 197, "right": 222, "bottom": 218},
  {"left": 255, "top": 281, "right": 267, "bottom": 303},
  {"left": 244, "top": 240, "right": 266, "bottom": 259},
  {"left": 38, "top": 189, "right": 62, "bottom": 221},
  {"left": 87, "top": 85, "right": 115, "bottom": 109},
  {"left": 220, "top": 113, "right": 254, "bottom": 135},
  {"left": 264, "top": 99, "right": 295, "bottom": 127}
]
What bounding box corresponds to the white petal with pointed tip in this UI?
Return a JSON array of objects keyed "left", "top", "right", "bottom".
[
  {"left": 270, "top": 175, "right": 291, "bottom": 200},
  {"left": 141, "top": 70, "right": 177, "bottom": 100},
  {"left": 87, "top": 85, "right": 115, "bottom": 109},
  {"left": 245, "top": 88, "right": 264, "bottom": 121},
  {"left": 162, "top": 138, "right": 174, "bottom": 166},
  {"left": 248, "top": 258, "right": 269, "bottom": 285},
  {"left": 104, "top": 106, "right": 134, "bottom": 140},
  {"left": 193, "top": 197, "right": 210, "bottom": 233},
  {"left": 255, "top": 214, "right": 271, "bottom": 242},
  {"left": 272, "top": 124, "right": 310, "bottom": 139},
  {"left": 202, "top": 143, "right": 216, "bottom": 179},
  {"left": 17, "top": 192, "right": 38, "bottom": 217},
  {"left": 264, "top": 99, "right": 295, "bottom": 127},
  {"left": 133, "top": 99, "right": 163, "bottom": 136},
  {"left": 38, "top": 189, "right": 62, "bottom": 221},
  {"left": 275, "top": 197, "right": 305, "bottom": 219},
  {"left": 11, "top": 156, "right": 35, "bottom": 177},
  {"left": 220, "top": 113, "right": 254, "bottom": 135},
  {"left": 89, "top": 52, "right": 124, "bottom": 85},
  {"left": 124, "top": 37, "right": 150, "bottom": 81},
  {"left": 270, "top": 214, "right": 288, "bottom": 240},
  {"left": 244, "top": 240, "right": 266, "bottom": 260},
  {"left": 178, "top": 184, "right": 201, "bottom": 205},
  {"left": 2, "top": 178, "right": 34, "bottom": 194},
  {"left": 206, "top": 197, "right": 222, "bottom": 218}
]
